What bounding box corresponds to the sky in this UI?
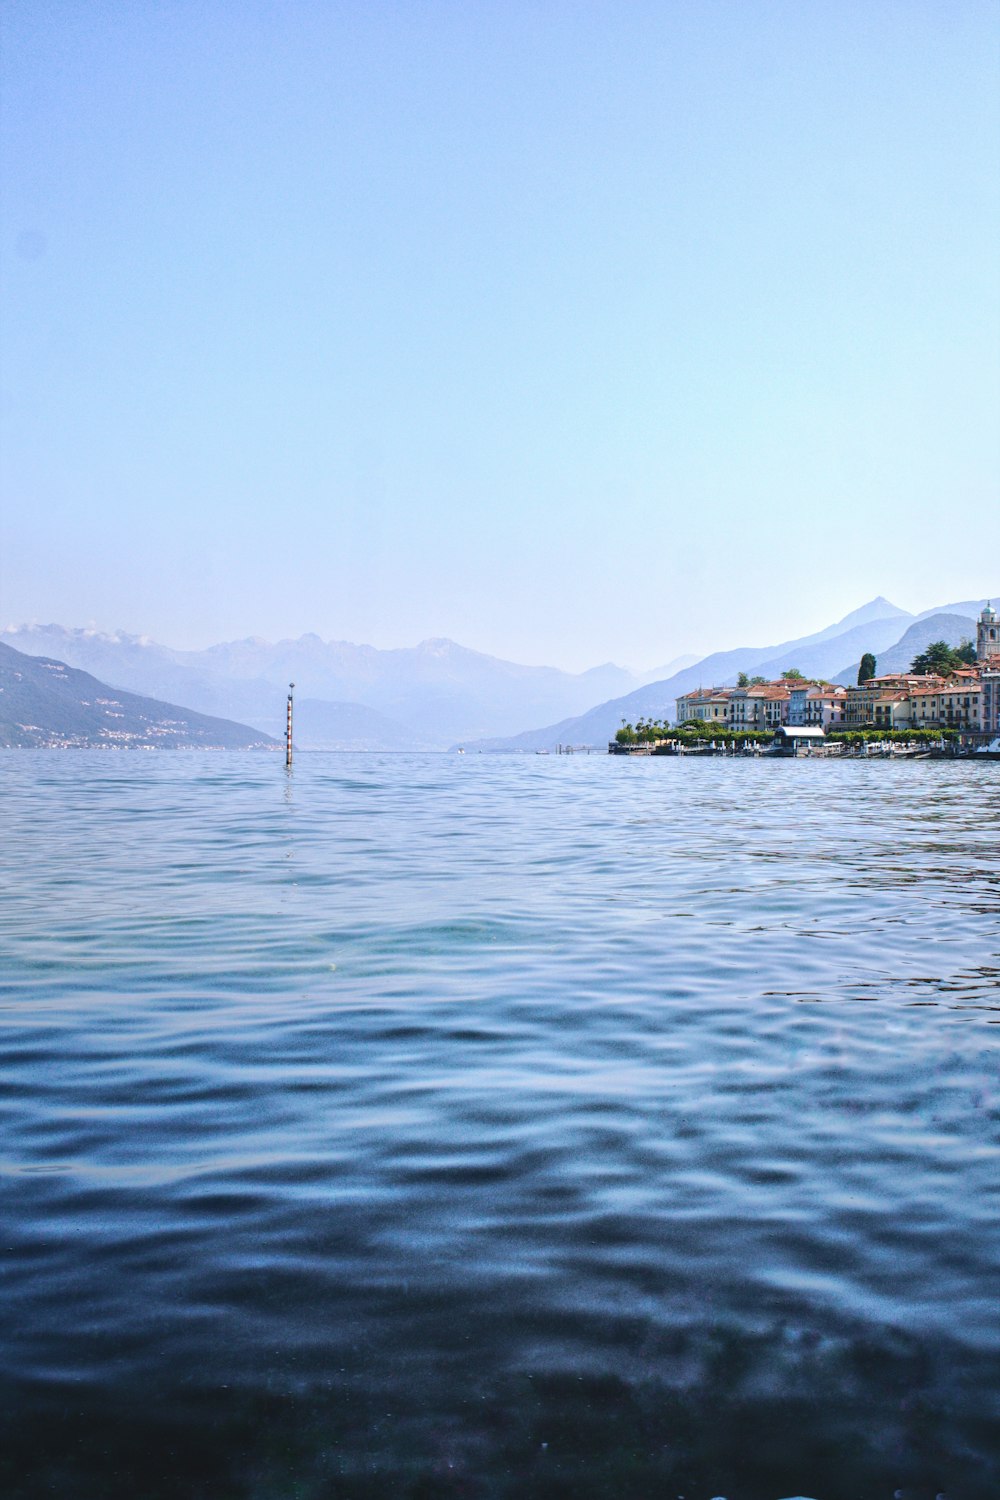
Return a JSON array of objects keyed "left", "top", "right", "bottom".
[{"left": 2, "top": 1, "right": 998, "bottom": 671}]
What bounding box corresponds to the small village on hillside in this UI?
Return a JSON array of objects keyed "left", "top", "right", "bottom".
[{"left": 612, "top": 604, "right": 1000, "bottom": 757}]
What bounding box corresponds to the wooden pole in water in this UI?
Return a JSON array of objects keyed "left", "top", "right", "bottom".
[{"left": 286, "top": 683, "right": 294, "bottom": 768}]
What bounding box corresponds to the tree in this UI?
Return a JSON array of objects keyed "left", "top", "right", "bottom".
[
  {"left": 957, "top": 639, "right": 977, "bottom": 665},
  {"left": 749, "top": 676, "right": 767, "bottom": 687},
  {"left": 737, "top": 672, "right": 750, "bottom": 688},
  {"left": 910, "top": 640, "right": 972, "bottom": 676},
  {"left": 783, "top": 668, "right": 805, "bottom": 680},
  {"left": 858, "top": 652, "right": 876, "bottom": 685}
]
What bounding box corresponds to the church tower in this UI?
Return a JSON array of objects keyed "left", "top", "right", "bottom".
[{"left": 977, "top": 603, "right": 999, "bottom": 662}]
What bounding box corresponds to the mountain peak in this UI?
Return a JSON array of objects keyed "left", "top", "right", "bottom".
[
  {"left": 832, "top": 597, "right": 910, "bottom": 630},
  {"left": 416, "top": 637, "right": 462, "bottom": 654}
]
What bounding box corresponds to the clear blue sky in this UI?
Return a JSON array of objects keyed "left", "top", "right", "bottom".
[{"left": 2, "top": 1, "right": 998, "bottom": 669}]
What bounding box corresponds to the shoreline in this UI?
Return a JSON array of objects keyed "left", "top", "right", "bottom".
[{"left": 609, "top": 740, "right": 1000, "bottom": 761}]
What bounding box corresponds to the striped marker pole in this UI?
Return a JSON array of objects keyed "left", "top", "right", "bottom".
[{"left": 286, "top": 683, "right": 294, "bottom": 768}]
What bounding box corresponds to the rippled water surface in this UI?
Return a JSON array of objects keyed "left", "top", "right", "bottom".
[{"left": 2, "top": 751, "right": 998, "bottom": 1498}]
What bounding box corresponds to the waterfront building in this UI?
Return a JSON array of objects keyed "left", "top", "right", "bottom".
[
  {"left": 845, "top": 675, "right": 926, "bottom": 728},
  {"left": 908, "top": 677, "right": 983, "bottom": 732},
  {"left": 788, "top": 684, "right": 848, "bottom": 728},
  {"left": 675, "top": 688, "right": 732, "bottom": 724},
  {"left": 784, "top": 685, "right": 810, "bottom": 726},
  {"left": 726, "top": 687, "right": 755, "bottom": 728},
  {"left": 726, "top": 683, "right": 791, "bottom": 730},
  {"left": 773, "top": 726, "right": 828, "bottom": 755},
  {"left": 756, "top": 684, "right": 792, "bottom": 729},
  {"left": 845, "top": 666, "right": 987, "bottom": 731}
]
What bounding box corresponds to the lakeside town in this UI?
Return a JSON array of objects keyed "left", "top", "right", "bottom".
[{"left": 611, "top": 603, "right": 1000, "bottom": 757}]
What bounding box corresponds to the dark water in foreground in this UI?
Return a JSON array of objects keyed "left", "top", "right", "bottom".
[{"left": 1, "top": 751, "right": 998, "bottom": 1499}]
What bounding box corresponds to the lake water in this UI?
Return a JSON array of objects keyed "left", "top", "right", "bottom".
[{"left": 1, "top": 751, "right": 998, "bottom": 1499}]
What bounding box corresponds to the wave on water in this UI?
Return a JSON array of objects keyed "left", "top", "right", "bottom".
[{"left": 1, "top": 751, "right": 998, "bottom": 1497}]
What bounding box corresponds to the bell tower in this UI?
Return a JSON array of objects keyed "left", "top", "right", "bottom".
[{"left": 977, "top": 603, "right": 999, "bottom": 662}]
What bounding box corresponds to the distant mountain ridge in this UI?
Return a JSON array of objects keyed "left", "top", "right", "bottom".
[
  {"left": 635, "top": 652, "right": 703, "bottom": 685},
  {"left": 0, "top": 643, "right": 276, "bottom": 749},
  {"left": 465, "top": 594, "right": 996, "bottom": 751},
  {"left": 833, "top": 614, "right": 982, "bottom": 685},
  {"left": 0, "top": 626, "right": 640, "bottom": 749},
  {"left": 795, "top": 595, "right": 912, "bottom": 644}
]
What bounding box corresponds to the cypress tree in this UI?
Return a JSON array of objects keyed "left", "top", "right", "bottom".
[{"left": 858, "top": 652, "right": 876, "bottom": 684}]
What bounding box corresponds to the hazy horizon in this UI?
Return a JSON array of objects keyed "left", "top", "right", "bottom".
[{"left": 2, "top": 3, "right": 998, "bottom": 672}]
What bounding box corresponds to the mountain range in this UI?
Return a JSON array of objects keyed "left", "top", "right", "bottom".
[
  {"left": 0, "top": 643, "right": 276, "bottom": 750},
  {"left": 832, "top": 615, "right": 984, "bottom": 686},
  {"left": 0, "top": 626, "right": 640, "bottom": 749}
]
